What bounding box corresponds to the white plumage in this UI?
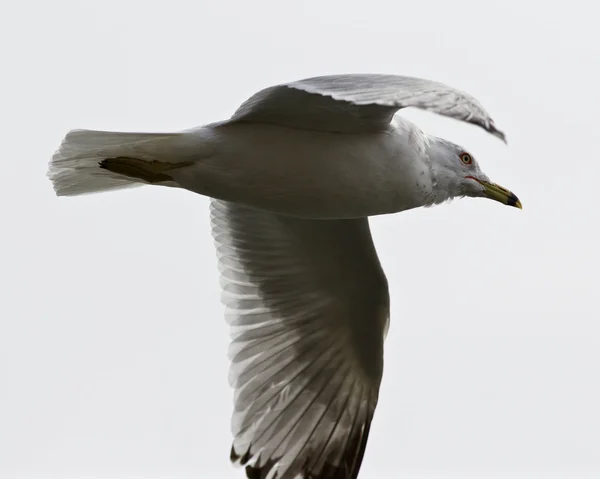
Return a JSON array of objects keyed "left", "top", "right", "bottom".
[{"left": 48, "top": 73, "right": 520, "bottom": 479}]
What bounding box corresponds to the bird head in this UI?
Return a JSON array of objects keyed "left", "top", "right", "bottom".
[{"left": 426, "top": 137, "right": 522, "bottom": 209}]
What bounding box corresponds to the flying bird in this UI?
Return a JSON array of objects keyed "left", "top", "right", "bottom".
[{"left": 48, "top": 73, "right": 521, "bottom": 479}]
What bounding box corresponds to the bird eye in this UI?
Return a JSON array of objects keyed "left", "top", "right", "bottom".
[{"left": 460, "top": 153, "right": 473, "bottom": 165}]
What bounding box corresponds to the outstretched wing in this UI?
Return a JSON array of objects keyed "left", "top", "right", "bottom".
[
  {"left": 210, "top": 200, "right": 390, "bottom": 479},
  {"left": 228, "top": 73, "right": 505, "bottom": 140}
]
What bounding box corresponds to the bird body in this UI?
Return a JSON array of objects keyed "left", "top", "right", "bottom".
[
  {"left": 48, "top": 73, "right": 520, "bottom": 479},
  {"left": 170, "top": 118, "right": 433, "bottom": 218}
]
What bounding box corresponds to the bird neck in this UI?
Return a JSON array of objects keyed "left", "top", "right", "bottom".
[{"left": 423, "top": 138, "right": 460, "bottom": 207}]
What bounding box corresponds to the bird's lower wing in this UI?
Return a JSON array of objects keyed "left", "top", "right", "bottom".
[{"left": 210, "top": 200, "right": 390, "bottom": 479}]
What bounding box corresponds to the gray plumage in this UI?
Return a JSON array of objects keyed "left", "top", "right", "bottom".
[{"left": 231, "top": 74, "right": 506, "bottom": 140}]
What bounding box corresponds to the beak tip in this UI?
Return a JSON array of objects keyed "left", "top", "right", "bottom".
[{"left": 507, "top": 193, "right": 522, "bottom": 210}]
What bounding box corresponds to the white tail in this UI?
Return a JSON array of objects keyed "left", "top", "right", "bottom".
[{"left": 48, "top": 129, "right": 178, "bottom": 196}]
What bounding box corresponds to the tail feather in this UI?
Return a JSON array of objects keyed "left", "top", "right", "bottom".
[{"left": 48, "top": 129, "right": 177, "bottom": 196}]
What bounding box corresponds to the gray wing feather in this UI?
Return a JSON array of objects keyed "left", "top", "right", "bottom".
[
  {"left": 210, "top": 199, "right": 390, "bottom": 479},
  {"left": 229, "top": 73, "right": 505, "bottom": 140}
]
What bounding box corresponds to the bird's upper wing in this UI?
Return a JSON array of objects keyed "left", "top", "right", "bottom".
[
  {"left": 228, "top": 73, "right": 505, "bottom": 140},
  {"left": 210, "top": 199, "right": 390, "bottom": 479}
]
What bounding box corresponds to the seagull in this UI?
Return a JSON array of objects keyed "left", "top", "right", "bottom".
[{"left": 48, "top": 73, "right": 521, "bottom": 479}]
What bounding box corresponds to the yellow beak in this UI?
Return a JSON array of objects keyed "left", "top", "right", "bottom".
[{"left": 479, "top": 180, "right": 522, "bottom": 209}]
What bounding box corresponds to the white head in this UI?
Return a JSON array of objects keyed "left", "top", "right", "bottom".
[{"left": 425, "top": 136, "right": 521, "bottom": 209}]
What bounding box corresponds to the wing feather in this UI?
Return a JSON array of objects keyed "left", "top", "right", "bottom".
[
  {"left": 210, "top": 199, "right": 390, "bottom": 479},
  {"left": 229, "top": 73, "right": 505, "bottom": 140}
]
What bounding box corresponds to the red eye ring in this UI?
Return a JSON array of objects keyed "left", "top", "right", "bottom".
[{"left": 460, "top": 153, "right": 473, "bottom": 165}]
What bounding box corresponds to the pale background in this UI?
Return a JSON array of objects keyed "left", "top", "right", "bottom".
[{"left": 1, "top": 1, "right": 599, "bottom": 478}]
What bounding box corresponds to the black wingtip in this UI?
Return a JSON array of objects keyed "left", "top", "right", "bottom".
[
  {"left": 230, "top": 445, "right": 252, "bottom": 465},
  {"left": 230, "top": 415, "right": 374, "bottom": 479}
]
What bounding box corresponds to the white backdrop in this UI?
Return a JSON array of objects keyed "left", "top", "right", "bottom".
[{"left": 1, "top": 1, "right": 598, "bottom": 478}]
